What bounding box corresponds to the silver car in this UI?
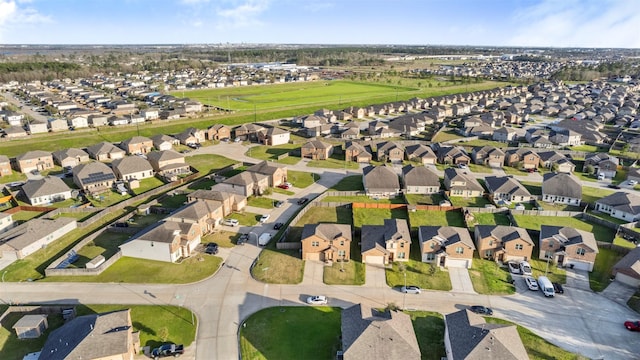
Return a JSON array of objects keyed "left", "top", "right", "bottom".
[{"left": 401, "top": 286, "right": 422, "bottom": 294}]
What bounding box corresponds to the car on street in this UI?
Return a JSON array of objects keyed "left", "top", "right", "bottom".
[
  {"left": 401, "top": 286, "right": 421, "bottom": 294},
  {"left": 223, "top": 218, "right": 239, "bottom": 227},
  {"left": 274, "top": 200, "right": 284, "bottom": 208},
  {"left": 525, "top": 276, "right": 539, "bottom": 290},
  {"left": 553, "top": 282, "right": 564, "bottom": 294},
  {"left": 297, "top": 198, "right": 309, "bottom": 205},
  {"left": 624, "top": 320, "right": 640, "bottom": 331},
  {"left": 259, "top": 214, "right": 270, "bottom": 223},
  {"left": 306, "top": 295, "right": 328, "bottom": 305},
  {"left": 204, "top": 242, "right": 219, "bottom": 255},
  {"left": 519, "top": 261, "right": 532, "bottom": 276},
  {"left": 273, "top": 222, "right": 284, "bottom": 230},
  {"left": 608, "top": 184, "right": 621, "bottom": 189},
  {"left": 629, "top": 180, "right": 638, "bottom": 186},
  {"left": 469, "top": 305, "right": 493, "bottom": 315},
  {"left": 507, "top": 261, "right": 520, "bottom": 274}
]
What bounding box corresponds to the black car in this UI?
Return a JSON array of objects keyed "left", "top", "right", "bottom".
[
  {"left": 274, "top": 200, "right": 284, "bottom": 208},
  {"left": 608, "top": 184, "right": 621, "bottom": 189},
  {"left": 297, "top": 198, "right": 309, "bottom": 205},
  {"left": 205, "top": 242, "right": 219, "bottom": 255},
  {"left": 552, "top": 282, "right": 564, "bottom": 294},
  {"left": 469, "top": 305, "right": 493, "bottom": 315},
  {"left": 273, "top": 222, "right": 284, "bottom": 230}
]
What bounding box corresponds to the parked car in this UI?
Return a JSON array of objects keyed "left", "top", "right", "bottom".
[
  {"left": 151, "top": 344, "right": 184, "bottom": 359},
  {"left": 113, "top": 222, "right": 129, "bottom": 228},
  {"left": 297, "top": 198, "right": 309, "bottom": 205},
  {"left": 629, "top": 180, "right": 638, "bottom": 186},
  {"left": 401, "top": 286, "right": 421, "bottom": 294},
  {"left": 273, "top": 222, "right": 284, "bottom": 230},
  {"left": 237, "top": 233, "right": 248, "bottom": 245},
  {"left": 204, "top": 242, "right": 219, "bottom": 255},
  {"left": 552, "top": 282, "right": 564, "bottom": 294},
  {"left": 278, "top": 183, "right": 290, "bottom": 189},
  {"left": 233, "top": 137, "right": 241, "bottom": 143},
  {"left": 624, "top": 320, "right": 640, "bottom": 331},
  {"left": 608, "top": 184, "right": 621, "bottom": 189},
  {"left": 259, "top": 214, "right": 270, "bottom": 223},
  {"left": 524, "top": 276, "right": 539, "bottom": 291},
  {"left": 507, "top": 261, "right": 520, "bottom": 274},
  {"left": 223, "top": 218, "right": 239, "bottom": 227},
  {"left": 458, "top": 163, "right": 468, "bottom": 170},
  {"left": 274, "top": 200, "right": 284, "bottom": 208},
  {"left": 306, "top": 295, "right": 328, "bottom": 305},
  {"left": 519, "top": 261, "right": 533, "bottom": 276},
  {"left": 469, "top": 305, "right": 493, "bottom": 315}
]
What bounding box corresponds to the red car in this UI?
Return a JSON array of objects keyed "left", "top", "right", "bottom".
[
  {"left": 624, "top": 321, "right": 640, "bottom": 331},
  {"left": 278, "top": 184, "right": 290, "bottom": 189}
]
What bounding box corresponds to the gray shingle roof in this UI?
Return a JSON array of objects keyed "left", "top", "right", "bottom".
[
  {"left": 444, "top": 168, "right": 484, "bottom": 192},
  {"left": 15, "top": 150, "right": 52, "bottom": 162},
  {"left": 246, "top": 160, "right": 286, "bottom": 176},
  {"left": 402, "top": 165, "right": 440, "bottom": 188},
  {"left": 52, "top": 148, "right": 89, "bottom": 163},
  {"left": 147, "top": 149, "right": 184, "bottom": 163},
  {"left": 86, "top": 142, "right": 124, "bottom": 157},
  {"left": 111, "top": 156, "right": 153, "bottom": 176},
  {"left": 613, "top": 246, "right": 640, "bottom": 280},
  {"left": 301, "top": 223, "right": 352, "bottom": 242},
  {"left": 73, "top": 162, "right": 116, "bottom": 186},
  {"left": 0, "top": 217, "right": 76, "bottom": 252},
  {"left": 418, "top": 226, "right": 475, "bottom": 249},
  {"left": 542, "top": 173, "right": 581, "bottom": 199},
  {"left": 484, "top": 176, "right": 531, "bottom": 197},
  {"left": 475, "top": 225, "right": 533, "bottom": 246},
  {"left": 540, "top": 225, "right": 599, "bottom": 252},
  {"left": 595, "top": 192, "right": 640, "bottom": 215},
  {"left": 21, "top": 176, "right": 71, "bottom": 199},
  {"left": 363, "top": 165, "right": 400, "bottom": 191}
]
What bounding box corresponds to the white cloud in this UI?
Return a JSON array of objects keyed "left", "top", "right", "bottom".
[
  {"left": 508, "top": 0, "right": 640, "bottom": 48},
  {"left": 0, "top": 1, "right": 18, "bottom": 27},
  {"left": 216, "top": 0, "right": 269, "bottom": 28},
  {"left": 303, "top": 2, "right": 334, "bottom": 12}
]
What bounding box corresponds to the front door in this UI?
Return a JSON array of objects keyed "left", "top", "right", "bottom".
[{"left": 557, "top": 255, "right": 565, "bottom": 265}]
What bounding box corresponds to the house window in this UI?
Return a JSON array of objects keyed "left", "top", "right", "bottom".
[
  {"left": 488, "top": 240, "right": 494, "bottom": 246},
  {"left": 430, "top": 243, "right": 435, "bottom": 249},
  {"left": 397, "top": 252, "right": 406, "bottom": 259},
  {"left": 455, "top": 247, "right": 464, "bottom": 254},
  {"left": 576, "top": 248, "right": 586, "bottom": 256},
  {"left": 400, "top": 242, "right": 405, "bottom": 248},
  {"left": 312, "top": 241, "right": 319, "bottom": 247},
  {"left": 544, "top": 251, "right": 552, "bottom": 259},
  {"left": 515, "top": 244, "right": 523, "bottom": 250},
  {"left": 425, "top": 253, "right": 435, "bottom": 261},
  {"left": 338, "top": 250, "right": 346, "bottom": 257},
  {"left": 340, "top": 240, "right": 344, "bottom": 246},
  {"left": 484, "top": 250, "right": 493, "bottom": 258}
]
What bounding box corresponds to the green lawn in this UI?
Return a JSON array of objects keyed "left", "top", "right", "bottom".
[
  {"left": 71, "top": 232, "right": 131, "bottom": 268},
  {"left": 501, "top": 166, "right": 525, "bottom": 176},
  {"left": 9, "top": 210, "right": 44, "bottom": 222},
  {"left": 247, "top": 196, "right": 276, "bottom": 209},
  {"left": 246, "top": 143, "right": 301, "bottom": 164},
  {"left": 582, "top": 186, "right": 615, "bottom": 204},
  {"left": 185, "top": 154, "right": 238, "bottom": 175},
  {"left": 0, "top": 171, "right": 27, "bottom": 184},
  {"left": 322, "top": 195, "right": 406, "bottom": 204},
  {"left": 468, "top": 257, "right": 515, "bottom": 295},
  {"left": 570, "top": 144, "right": 607, "bottom": 153},
  {"left": 157, "top": 193, "right": 188, "bottom": 208},
  {"left": 613, "top": 236, "right": 637, "bottom": 249},
  {"left": 0, "top": 307, "right": 65, "bottom": 360},
  {"left": 88, "top": 190, "right": 132, "bottom": 207},
  {"left": 328, "top": 175, "right": 364, "bottom": 191},
  {"left": 286, "top": 170, "right": 317, "bottom": 188},
  {"left": 132, "top": 177, "right": 166, "bottom": 195},
  {"left": 449, "top": 196, "right": 491, "bottom": 207},
  {"left": 323, "top": 260, "right": 366, "bottom": 285},
  {"left": 512, "top": 215, "right": 616, "bottom": 242},
  {"left": 528, "top": 257, "right": 567, "bottom": 284},
  {"left": 51, "top": 211, "right": 97, "bottom": 222},
  {"left": 307, "top": 154, "right": 359, "bottom": 170},
  {"left": 589, "top": 247, "right": 625, "bottom": 292},
  {"left": 408, "top": 210, "right": 465, "bottom": 227},
  {"left": 431, "top": 129, "right": 464, "bottom": 143},
  {"left": 201, "top": 230, "right": 243, "bottom": 248},
  {"left": 484, "top": 318, "right": 589, "bottom": 360},
  {"left": 466, "top": 163, "right": 493, "bottom": 173},
  {"left": 240, "top": 307, "right": 341, "bottom": 360},
  {"left": 520, "top": 181, "right": 542, "bottom": 195},
  {"left": 466, "top": 211, "right": 512, "bottom": 231},
  {"left": 353, "top": 207, "right": 408, "bottom": 227},
  {"left": 404, "top": 193, "right": 446, "bottom": 205},
  {"left": 43, "top": 255, "right": 222, "bottom": 283},
  {"left": 272, "top": 187, "right": 295, "bottom": 196},
  {"left": 408, "top": 311, "right": 447, "bottom": 360},
  {"left": 252, "top": 248, "right": 305, "bottom": 284},
  {"left": 386, "top": 261, "right": 452, "bottom": 291},
  {"left": 228, "top": 211, "right": 262, "bottom": 226}
]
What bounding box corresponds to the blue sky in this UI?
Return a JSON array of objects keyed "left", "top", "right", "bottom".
[{"left": 1, "top": 0, "right": 639, "bottom": 47}]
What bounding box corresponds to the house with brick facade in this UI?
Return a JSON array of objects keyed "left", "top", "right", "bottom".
[
  {"left": 301, "top": 223, "right": 352, "bottom": 262},
  {"left": 474, "top": 225, "right": 534, "bottom": 263},
  {"left": 418, "top": 226, "right": 475, "bottom": 269},
  {"left": 539, "top": 225, "right": 598, "bottom": 272}
]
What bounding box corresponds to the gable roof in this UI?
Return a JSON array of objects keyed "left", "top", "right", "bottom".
[
  {"left": 86, "top": 142, "right": 125, "bottom": 157},
  {"left": 540, "top": 225, "right": 598, "bottom": 252},
  {"left": 73, "top": 162, "right": 116, "bottom": 186},
  {"left": 475, "top": 225, "right": 534, "bottom": 246},
  {"left": 224, "top": 171, "right": 268, "bottom": 186},
  {"left": 418, "top": 226, "right": 475, "bottom": 249},
  {"left": 120, "top": 136, "right": 152, "bottom": 148},
  {"left": 595, "top": 192, "right": 640, "bottom": 215},
  {"left": 402, "top": 165, "right": 440, "bottom": 187},
  {"left": 0, "top": 217, "right": 76, "bottom": 252},
  {"left": 363, "top": 166, "right": 400, "bottom": 191},
  {"left": 613, "top": 246, "right": 640, "bottom": 280},
  {"left": 111, "top": 156, "right": 153, "bottom": 175},
  {"left": 542, "top": 173, "right": 581, "bottom": 199},
  {"left": 301, "top": 223, "right": 352, "bottom": 242},
  {"left": 445, "top": 309, "right": 529, "bottom": 360},
  {"left": 147, "top": 149, "right": 184, "bottom": 163},
  {"left": 15, "top": 150, "right": 52, "bottom": 162},
  {"left": 444, "top": 168, "right": 484, "bottom": 192},
  {"left": 246, "top": 160, "right": 286, "bottom": 176},
  {"left": 484, "top": 176, "right": 531, "bottom": 197},
  {"left": 52, "top": 148, "right": 89, "bottom": 162},
  {"left": 168, "top": 200, "right": 222, "bottom": 222}
]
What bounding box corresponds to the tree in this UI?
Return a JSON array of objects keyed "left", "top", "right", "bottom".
[{"left": 585, "top": 164, "right": 595, "bottom": 175}]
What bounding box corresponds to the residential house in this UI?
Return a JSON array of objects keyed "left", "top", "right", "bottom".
[
  {"left": 20, "top": 176, "right": 72, "bottom": 206},
  {"left": 111, "top": 156, "right": 154, "bottom": 181},
  {"left": 72, "top": 162, "right": 116, "bottom": 194},
  {"left": 0, "top": 217, "right": 77, "bottom": 261},
  {"left": 0, "top": 212, "right": 13, "bottom": 233},
  {"left": 612, "top": 246, "right": 640, "bottom": 287},
  {"left": 39, "top": 309, "right": 139, "bottom": 360},
  {"left": 257, "top": 127, "right": 290, "bottom": 146},
  {"left": 437, "top": 146, "right": 471, "bottom": 165},
  {"left": 362, "top": 165, "right": 401, "bottom": 198},
  {"left": 48, "top": 118, "right": 68, "bottom": 132},
  {"left": 341, "top": 126, "right": 360, "bottom": 140},
  {"left": 27, "top": 120, "right": 48, "bottom": 134},
  {"left": 86, "top": 142, "right": 126, "bottom": 161},
  {"left": 88, "top": 114, "right": 109, "bottom": 127},
  {"left": 402, "top": 165, "right": 440, "bottom": 194},
  {"left": 340, "top": 304, "right": 420, "bottom": 360},
  {"left": 14, "top": 150, "right": 54, "bottom": 173},
  {"left": 361, "top": 219, "right": 411, "bottom": 264},
  {"left": 147, "top": 150, "right": 190, "bottom": 181},
  {"left": 300, "top": 140, "right": 334, "bottom": 160},
  {"left": 175, "top": 127, "right": 205, "bottom": 145},
  {"left": 344, "top": 142, "right": 372, "bottom": 163},
  {"left": 539, "top": 225, "right": 598, "bottom": 271},
  {"left": 472, "top": 146, "right": 505, "bottom": 168},
  {"left": 474, "top": 225, "right": 534, "bottom": 263},
  {"left": 68, "top": 115, "right": 89, "bottom": 129},
  {"left": 443, "top": 168, "right": 484, "bottom": 198},
  {"left": 234, "top": 123, "right": 265, "bottom": 142},
  {"left": 376, "top": 141, "right": 405, "bottom": 163},
  {"left": 0, "top": 155, "right": 12, "bottom": 177},
  {"left": 444, "top": 310, "right": 529, "bottom": 360},
  {"left": 418, "top": 226, "right": 475, "bottom": 268},
  {"left": 165, "top": 200, "right": 224, "bottom": 234},
  {"left": 584, "top": 153, "right": 618, "bottom": 179},
  {"left": 484, "top": 176, "right": 534, "bottom": 205},
  {"left": 594, "top": 193, "right": 640, "bottom": 222},
  {"left": 404, "top": 144, "right": 436, "bottom": 165},
  {"left": 150, "top": 134, "right": 179, "bottom": 151},
  {"left": 504, "top": 148, "right": 540, "bottom": 169},
  {"left": 492, "top": 127, "right": 517, "bottom": 142},
  {"left": 549, "top": 128, "right": 582, "bottom": 146},
  {"left": 538, "top": 151, "right": 575, "bottom": 173},
  {"left": 120, "top": 221, "right": 201, "bottom": 263},
  {"left": 301, "top": 223, "right": 352, "bottom": 262},
  {"left": 3, "top": 126, "right": 27, "bottom": 138},
  {"left": 541, "top": 173, "right": 582, "bottom": 206},
  {"left": 186, "top": 189, "right": 247, "bottom": 216},
  {"left": 52, "top": 148, "right": 90, "bottom": 169},
  {"left": 119, "top": 136, "right": 154, "bottom": 155},
  {"left": 141, "top": 108, "right": 160, "bottom": 120},
  {"left": 214, "top": 171, "right": 269, "bottom": 196},
  {"left": 206, "top": 124, "right": 232, "bottom": 141},
  {"left": 627, "top": 167, "right": 640, "bottom": 183},
  {"left": 246, "top": 161, "right": 288, "bottom": 187}
]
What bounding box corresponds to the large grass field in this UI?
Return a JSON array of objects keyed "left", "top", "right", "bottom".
[{"left": 512, "top": 215, "right": 616, "bottom": 242}]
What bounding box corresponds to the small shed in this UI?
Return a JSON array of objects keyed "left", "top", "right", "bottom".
[{"left": 13, "top": 314, "right": 48, "bottom": 339}]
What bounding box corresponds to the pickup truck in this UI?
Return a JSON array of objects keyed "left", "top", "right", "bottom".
[{"left": 151, "top": 344, "right": 184, "bottom": 359}]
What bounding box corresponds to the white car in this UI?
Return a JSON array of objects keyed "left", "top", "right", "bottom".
[
  {"left": 629, "top": 180, "right": 638, "bottom": 186},
  {"left": 306, "top": 295, "right": 328, "bottom": 305},
  {"left": 519, "top": 261, "right": 533, "bottom": 276},
  {"left": 259, "top": 214, "right": 270, "bottom": 223},
  {"left": 507, "top": 261, "right": 520, "bottom": 274},
  {"left": 524, "top": 276, "right": 539, "bottom": 291},
  {"left": 223, "top": 218, "right": 239, "bottom": 227},
  {"left": 458, "top": 163, "right": 468, "bottom": 170},
  {"left": 401, "top": 286, "right": 422, "bottom": 294}
]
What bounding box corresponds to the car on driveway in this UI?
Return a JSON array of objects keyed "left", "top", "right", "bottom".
[
  {"left": 624, "top": 320, "right": 640, "bottom": 331},
  {"left": 223, "top": 218, "right": 239, "bottom": 227},
  {"left": 204, "top": 242, "right": 219, "bottom": 255},
  {"left": 401, "top": 286, "right": 421, "bottom": 294},
  {"left": 524, "top": 276, "right": 539, "bottom": 290},
  {"left": 469, "top": 305, "right": 493, "bottom": 315},
  {"left": 306, "top": 295, "right": 328, "bottom": 305},
  {"left": 297, "top": 198, "right": 309, "bottom": 205},
  {"left": 553, "top": 282, "right": 564, "bottom": 294},
  {"left": 274, "top": 200, "right": 284, "bottom": 208},
  {"left": 507, "top": 261, "right": 520, "bottom": 274},
  {"left": 273, "top": 222, "right": 284, "bottom": 230},
  {"left": 629, "top": 180, "right": 638, "bottom": 186},
  {"left": 519, "top": 261, "right": 532, "bottom": 276},
  {"left": 278, "top": 183, "right": 290, "bottom": 189},
  {"left": 259, "top": 214, "right": 270, "bottom": 223}
]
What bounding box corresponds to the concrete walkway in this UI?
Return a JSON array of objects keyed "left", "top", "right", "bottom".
[
  {"left": 600, "top": 281, "right": 637, "bottom": 307},
  {"left": 565, "top": 268, "right": 592, "bottom": 291},
  {"left": 448, "top": 267, "right": 476, "bottom": 293}
]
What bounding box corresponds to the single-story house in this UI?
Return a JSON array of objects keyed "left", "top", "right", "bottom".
[
  {"left": 0, "top": 217, "right": 77, "bottom": 261},
  {"left": 120, "top": 221, "right": 201, "bottom": 263},
  {"left": 594, "top": 192, "right": 640, "bottom": 222},
  {"left": 541, "top": 173, "right": 582, "bottom": 206},
  {"left": 72, "top": 162, "right": 116, "bottom": 194},
  {"left": 52, "top": 148, "right": 90, "bottom": 169},
  {"left": 612, "top": 246, "right": 640, "bottom": 287},
  {"left": 20, "top": 176, "right": 73, "bottom": 206},
  {"left": 362, "top": 165, "right": 401, "bottom": 199},
  {"left": 86, "top": 142, "right": 126, "bottom": 162},
  {"left": 402, "top": 165, "right": 440, "bottom": 194},
  {"left": 111, "top": 156, "right": 155, "bottom": 181}
]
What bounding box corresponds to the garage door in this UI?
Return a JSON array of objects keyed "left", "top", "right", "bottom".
[
  {"left": 305, "top": 252, "right": 321, "bottom": 261},
  {"left": 489, "top": 161, "right": 502, "bottom": 168},
  {"left": 365, "top": 256, "right": 385, "bottom": 265},
  {"left": 446, "top": 258, "right": 470, "bottom": 269},
  {"left": 568, "top": 260, "right": 591, "bottom": 271},
  {"left": 615, "top": 272, "right": 640, "bottom": 287}
]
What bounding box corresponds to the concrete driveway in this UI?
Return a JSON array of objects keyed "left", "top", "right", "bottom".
[
  {"left": 365, "top": 264, "right": 387, "bottom": 288},
  {"left": 566, "top": 268, "right": 592, "bottom": 291},
  {"left": 601, "top": 281, "right": 637, "bottom": 307},
  {"left": 448, "top": 267, "right": 476, "bottom": 293}
]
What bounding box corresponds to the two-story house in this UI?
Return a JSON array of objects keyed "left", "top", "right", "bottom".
[
  {"left": 52, "top": 148, "right": 90, "bottom": 169},
  {"left": 443, "top": 168, "right": 484, "bottom": 198},
  {"left": 418, "top": 226, "right": 475, "bottom": 268},
  {"left": 474, "top": 225, "right": 534, "bottom": 263},
  {"left": 300, "top": 140, "right": 333, "bottom": 160},
  {"left": 119, "top": 136, "right": 154, "bottom": 155},
  {"left": 504, "top": 148, "right": 540, "bottom": 169},
  {"left": 14, "top": 150, "right": 54, "bottom": 173},
  {"left": 539, "top": 225, "right": 599, "bottom": 272},
  {"left": 377, "top": 141, "right": 405, "bottom": 163},
  {"left": 472, "top": 146, "right": 505, "bottom": 168},
  {"left": 301, "top": 223, "right": 352, "bottom": 262},
  {"left": 86, "top": 142, "right": 126, "bottom": 162},
  {"left": 361, "top": 219, "right": 411, "bottom": 265},
  {"left": 206, "top": 124, "right": 232, "bottom": 141}
]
